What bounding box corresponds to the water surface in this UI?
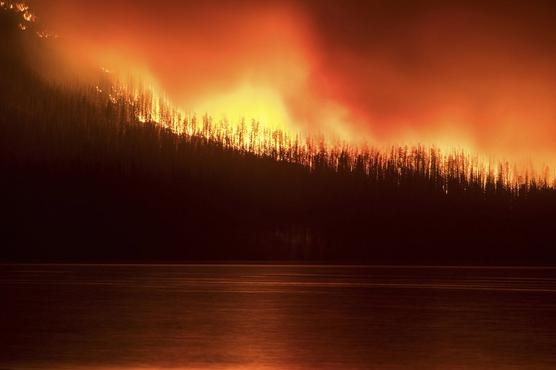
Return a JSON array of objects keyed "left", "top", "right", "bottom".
[{"left": 1, "top": 264, "right": 556, "bottom": 369}]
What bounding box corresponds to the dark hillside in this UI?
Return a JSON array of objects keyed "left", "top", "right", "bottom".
[{"left": 1, "top": 9, "right": 555, "bottom": 264}]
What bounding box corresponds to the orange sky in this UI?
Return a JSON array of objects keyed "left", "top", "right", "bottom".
[{"left": 29, "top": 0, "right": 556, "bottom": 163}]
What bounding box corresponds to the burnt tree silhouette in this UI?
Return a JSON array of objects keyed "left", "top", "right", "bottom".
[{"left": 1, "top": 7, "right": 556, "bottom": 264}]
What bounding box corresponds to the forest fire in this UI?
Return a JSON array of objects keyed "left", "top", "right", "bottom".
[
  {"left": 3, "top": 3, "right": 556, "bottom": 369},
  {"left": 83, "top": 57, "right": 548, "bottom": 190},
  {"left": 20, "top": 0, "right": 556, "bottom": 187},
  {"left": 4, "top": 0, "right": 556, "bottom": 188},
  {"left": 94, "top": 70, "right": 547, "bottom": 190}
]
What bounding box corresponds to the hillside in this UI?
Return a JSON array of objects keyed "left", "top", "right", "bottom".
[{"left": 1, "top": 5, "right": 555, "bottom": 264}]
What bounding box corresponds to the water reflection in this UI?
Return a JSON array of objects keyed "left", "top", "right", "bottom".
[{"left": 1, "top": 265, "right": 556, "bottom": 369}]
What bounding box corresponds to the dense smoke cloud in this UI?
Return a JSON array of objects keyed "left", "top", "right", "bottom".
[{"left": 30, "top": 0, "right": 556, "bottom": 161}]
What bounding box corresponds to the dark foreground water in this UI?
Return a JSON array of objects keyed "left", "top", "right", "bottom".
[{"left": 1, "top": 264, "right": 556, "bottom": 370}]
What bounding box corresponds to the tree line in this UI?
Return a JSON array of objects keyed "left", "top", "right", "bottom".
[{"left": 2, "top": 7, "right": 556, "bottom": 264}]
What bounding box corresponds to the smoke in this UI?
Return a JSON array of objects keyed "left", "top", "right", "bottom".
[{"left": 28, "top": 0, "right": 556, "bottom": 165}]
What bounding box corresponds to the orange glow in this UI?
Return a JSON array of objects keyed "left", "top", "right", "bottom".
[{"left": 22, "top": 0, "right": 556, "bottom": 184}]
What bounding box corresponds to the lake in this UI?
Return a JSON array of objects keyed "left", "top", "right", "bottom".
[{"left": 1, "top": 264, "right": 556, "bottom": 369}]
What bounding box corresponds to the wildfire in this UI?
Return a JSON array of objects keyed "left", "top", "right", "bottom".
[
  {"left": 1, "top": 1, "right": 35, "bottom": 22},
  {"left": 105, "top": 73, "right": 305, "bottom": 156},
  {"left": 2, "top": 1, "right": 58, "bottom": 38},
  {"left": 90, "top": 67, "right": 554, "bottom": 190},
  {"left": 4, "top": 0, "right": 554, "bottom": 189},
  {"left": 192, "top": 83, "right": 292, "bottom": 134}
]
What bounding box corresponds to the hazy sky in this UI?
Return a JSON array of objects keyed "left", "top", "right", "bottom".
[{"left": 29, "top": 0, "right": 556, "bottom": 160}]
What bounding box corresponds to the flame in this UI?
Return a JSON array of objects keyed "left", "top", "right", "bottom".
[
  {"left": 22, "top": 10, "right": 35, "bottom": 22},
  {"left": 1, "top": 1, "right": 36, "bottom": 22},
  {"left": 94, "top": 68, "right": 554, "bottom": 189},
  {"left": 3, "top": 1, "right": 55, "bottom": 38},
  {"left": 8, "top": 1, "right": 556, "bottom": 188},
  {"left": 15, "top": 2, "right": 27, "bottom": 12},
  {"left": 107, "top": 72, "right": 304, "bottom": 155},
  {"left": 192, "top": 84, "right": 291, "bottom": 133}
]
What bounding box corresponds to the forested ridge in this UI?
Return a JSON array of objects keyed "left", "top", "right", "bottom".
[{"left": 1, "top": 6, "right": 555, "bottom": 264}]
